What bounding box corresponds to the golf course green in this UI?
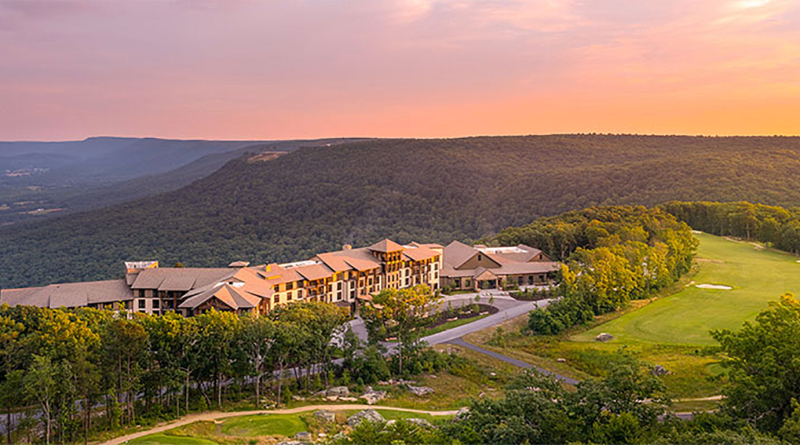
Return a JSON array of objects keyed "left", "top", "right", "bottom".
[{"left": 576, "top": 232, "right": 800, "bottom": 345}]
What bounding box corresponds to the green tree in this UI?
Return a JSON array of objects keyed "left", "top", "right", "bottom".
[
  {"left": 360, "top": 285, "right": 440, "bottom": 375},
  {"left": 713, "top": 293, "right": 800, "bottom": 432},
  {"left": 23, "top": 355, "right": 59, "bottom": 445}
]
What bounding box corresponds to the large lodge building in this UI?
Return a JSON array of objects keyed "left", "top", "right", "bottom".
[
  {"left": 1, "top": 239, "right": 444, "bottom": 316},
  {"left": 0, "top": 239, "right": 560, "bottom": 316}
]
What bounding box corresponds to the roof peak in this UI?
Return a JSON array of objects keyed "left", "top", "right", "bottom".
[{"left": 368, "top": 238, "right": 404, "bottom": 253}]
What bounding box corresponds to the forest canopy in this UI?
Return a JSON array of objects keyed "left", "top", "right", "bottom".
[{"left": 4, "top": 135, "right": 800, "bottom": 288}]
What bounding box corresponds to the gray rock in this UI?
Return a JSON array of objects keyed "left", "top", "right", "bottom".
[
  {"left": 347, "top": 409, "right": 385, "bottom": 427},
  {"left": 326, "top": 386, "right": 350, "bottom": 397},
  {"left": 386, "top": 419, "right": 397, "bottom": 426},
  {"left": 556, "top": 358, "right": 566, "bottom": 363},
  {"left": 456, "top": 407, "right": 470, "bottom": 419},
  {"left": 407, "top": 418, "right": 435, "bottom": 428},
  {"left": 277, "top": 441, "right": 302, "bottom": 445},
  {"left": 314, "top": 409, "right": 336, "bottom": 423},
  {"left": 294, "top": 431, "right": 312, "bottom": 442},
  {"left": 595, "top": 332, "right": 614, "bottom": 342},
  {"left": 651, "top": 365, "right": 670, "bottom": 376},
  {"left": 360, "top": 387, "right": 387, "bottom": 405},
  {"left": 407, "top": 385, "right": 435, "bottom": 396}
]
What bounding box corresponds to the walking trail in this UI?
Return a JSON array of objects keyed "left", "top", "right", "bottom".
[{"left": 102, "top": 404, "right": 462, "bottom": 445}]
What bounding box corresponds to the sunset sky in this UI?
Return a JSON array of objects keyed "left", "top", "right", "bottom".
[{"left": 1, "top": 0, "right": 799, "bottom": 140}]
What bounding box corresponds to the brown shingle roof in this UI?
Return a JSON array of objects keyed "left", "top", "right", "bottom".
[
  {"left": 294, "top": 263, "right": 334, "bottom": 281},
  {"left": 368, "top": 239, "right": 404, "bottom": 253},
  {"left": 0, "top": 279, "right": 134, "bottom": 308},
  {"left": 131, "top": 268, "right": 234, "bottom": 291},
  {"left": 402, "top": 246, "right": 439, "bottom": 262}
]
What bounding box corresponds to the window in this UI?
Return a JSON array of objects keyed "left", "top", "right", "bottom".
[
  {"left": 287, "top": 291, "right": 293, "bottom": 301},
  {"left": 465, "top": 279, "right": 471, "bottom": 287},
  {"left": 138, "top": 299, "right": 145, "bottom": 309},
  {"left": 152, "top": 299, "right": 159, "bottom": 309},
  {"left": 273, "top": 295, "right": 279, "bottom": 304},
  {"left": 405, "top": 278, "right": 409, "bottom": 286},
  {"left": 337, "top": 292, "right": 342, "bottom": 301},
  {"left": 296, "top": 289, "right": 303, "bottom": 299},
  {"left": 286, "top": 282, "right": 293, "bottom": 290},
  {"left": 477, "top": 254, "right": 483, "bottom": 261}
]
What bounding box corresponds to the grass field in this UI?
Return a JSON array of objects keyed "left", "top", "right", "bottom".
[
  {"left": 126, "top": 408, "right": 455, "bottom": 444},
  {"left": 465, "top": 232, "right": 800, "bottom": 400},
  {"left": 576, "top": 232, "right": 800, "bottom": 345}
]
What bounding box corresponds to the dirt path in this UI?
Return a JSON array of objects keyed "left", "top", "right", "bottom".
[{"left": 102, "top": 404, "right": 462, "bottom": 445}]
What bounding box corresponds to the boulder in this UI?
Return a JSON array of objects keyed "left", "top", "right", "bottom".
[
  {"left": 294, "top": 431, "right": 313, "bottom": 442},
  {"left": 326, "top": 386, "right": 350, "bottom": 397},
  {"left": 277, "top": 441, "right": 302, "bottom": 445},
  {"left": 386, "top": 419, "right": 397, "bottom": 426},
  {"left": 314, "top": 409, "right": 336, "bottom": 423},
  {"left": 325, "top": 395, "right": 339, "bottom": 401},
  {"left": 557, "top": 358, "right": 566, "bottom": 363},
  {"left": 339, "top": 396, "right": 358, "bottom": 402},
  {"left": 360, "top": 387, "right": 387, "bottom": 405},
  {"left": 407, "top": 418, "right": 435, "bottom": 428},
  {"left": 595, "top": 333, "right": 614, "bottom": 342},
  {"left": 407, "top": 385, "right": 435, "bottom": 396},
  {"left": 651, "top": 365, "right": 670, "bottom": 376},
  {"left": 347, "top": 409, "right": 385, "bottom": 427}
]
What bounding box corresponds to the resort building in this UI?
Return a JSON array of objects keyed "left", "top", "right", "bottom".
[
  {"left": 0, "top": 239, "right": 443, "bottom": 316},
  {"left": 440, "top": 241, "right": 560, "bottom": 291}
]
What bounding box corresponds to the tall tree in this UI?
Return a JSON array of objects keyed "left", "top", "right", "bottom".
[
  {"left": 360, "top": 284, "right": 440, "bottom": 374},
  {"left": 713, "top": 293, "right": 800, "bottom": 432}
]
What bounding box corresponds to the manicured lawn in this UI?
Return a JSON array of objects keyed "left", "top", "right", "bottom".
[
  {"left": 576, "top": 232, "right": 800, "bottom": 345},
  {"left": 219, "top": 413, "right": 307, "bottom": 437},
  {"left": 465, "top": 233, "right": 800, "bottom": 400},
  {"left": 128, "top": 433, "right": 217, "bottom": 445}
]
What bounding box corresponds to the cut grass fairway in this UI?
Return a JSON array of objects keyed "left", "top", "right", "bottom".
[
  {"left": 465, "top": 232, "right": 800, "bottom": 400},
  {"left": 576, "top": 232, "right": 800, "bottom": 345}
]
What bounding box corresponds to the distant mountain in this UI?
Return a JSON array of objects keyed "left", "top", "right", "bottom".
[
  {"left": 0, "top": 137, "right": 365, "bottom": 224},
  {"left": 4, "top": 134, "right": 800, "bottom": 289}
]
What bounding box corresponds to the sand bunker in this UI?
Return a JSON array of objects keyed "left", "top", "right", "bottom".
[
  {"left": 691, "top": 230, "right": 703, "bottom": 234},
  {"left": 696, "top": 284, "right": 732, "bottom": 290}
]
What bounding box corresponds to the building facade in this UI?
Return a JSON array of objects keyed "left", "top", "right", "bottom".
[
  {"left": 441, "top": 241, "right": 560, "bottom": 291},
  {"left": 1, "top": 239, "right": 443, "bottom": 316}
]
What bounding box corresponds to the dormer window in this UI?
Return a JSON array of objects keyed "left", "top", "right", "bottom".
[{"left": 478, "top": 254, "right": 483, "bottom": 261}]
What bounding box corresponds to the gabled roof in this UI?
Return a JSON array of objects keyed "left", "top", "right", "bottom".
[
  {"left": 474, "top": 267, "right": 498, "bottom": 281},
  {"left": 314, "top": 252, "right": 352, "bottom": 272},
  {"left": 294, "top": 263, "right": 334, "bottom": 281},
  {"left": 0, "top": 279, "right": 134, "bottom": 308},
  {"left": 130, "top": 268, "right": 235, "bottom": 291},
  {"left": 402, "top": 246, "right": 439, "bottom": 262},
  {"left": 443, "top": 241, "right": 480, "bottom": 269},
  {"left": 368, "top": 239, "right": 404, "bottom": 253}
]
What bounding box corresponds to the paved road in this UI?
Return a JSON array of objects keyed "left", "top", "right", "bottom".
[
  {"left": 421, "top": 298, "right": 553, "bottom": 346},
  {"left": 104, "top": 404, "right": 462, "bottom": 445},
  {"left": 446, "top": 337, "right": 581, "bottom": 386}
]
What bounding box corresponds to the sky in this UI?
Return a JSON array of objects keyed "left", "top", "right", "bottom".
[{"left": 1, "top": 0, "right": 799, "bottom": 140}]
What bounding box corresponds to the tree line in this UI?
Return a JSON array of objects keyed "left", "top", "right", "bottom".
[
  {"left": 493, "top": 205, "right": 697, "bottom": 335},
  {"left": 0, "top": 285, "right": 456, "bottom": 445},
  {"left": 661, "top": 201, "right": 800, "bottom": 254}
]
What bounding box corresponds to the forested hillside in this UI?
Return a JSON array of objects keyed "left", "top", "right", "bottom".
[
  {"left": 4, "top": 134, "right": 800, "bottom": 288},
  {"left": 0, "top": 137, "right": 363, "bottom": 224}
]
